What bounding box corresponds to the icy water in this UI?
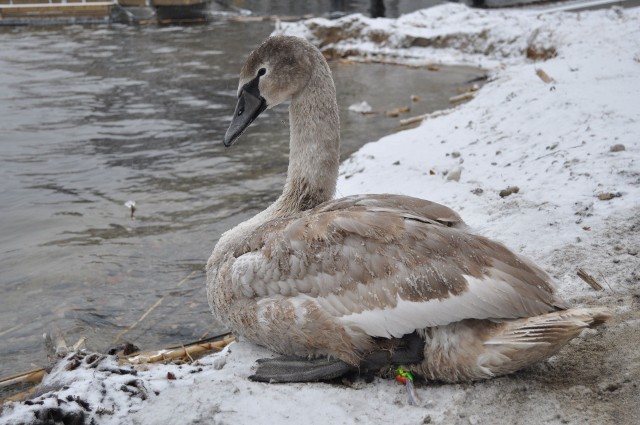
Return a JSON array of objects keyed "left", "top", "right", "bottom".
[{"left": 0, "top": 6, "right": 483, "bottom": 380}]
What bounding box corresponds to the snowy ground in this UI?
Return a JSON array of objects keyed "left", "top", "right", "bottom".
[{"left": 2, "top": 4, "right": 639, "bottom": 425}]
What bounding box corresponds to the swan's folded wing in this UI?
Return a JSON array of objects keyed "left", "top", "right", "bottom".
[
  {"left": 230, "top": 197, "right": 567, "bottom": 339},
  {"left": 315, "top": 194, "right": 465, "bottom": 229}
]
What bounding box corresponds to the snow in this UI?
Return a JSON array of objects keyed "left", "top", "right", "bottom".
[
  {"left": 2, "top": 4, "right": 639, "bottom": 425},
  {"left": 348, "top": 100, "right": 373, "bottom": 113}
]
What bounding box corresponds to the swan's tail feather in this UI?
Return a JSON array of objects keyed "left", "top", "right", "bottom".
[
  {"left": 486, "top": 307, "right": 611, "bottom": 345},
  {"left": 479, "top": 307, "right": 611, "bottom": 375}
]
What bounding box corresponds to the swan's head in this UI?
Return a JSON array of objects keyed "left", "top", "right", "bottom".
[{"left": 223, "top": 36, "right": 318, "bottom": 147}]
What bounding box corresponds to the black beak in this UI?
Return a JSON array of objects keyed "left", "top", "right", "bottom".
[{"left": 223, "top": 77, "right": 267, "bottom": 147}]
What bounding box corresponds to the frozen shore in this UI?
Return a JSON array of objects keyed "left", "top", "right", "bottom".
[{"left": 2, "top": 4, "right": 639, "bottom": 425}]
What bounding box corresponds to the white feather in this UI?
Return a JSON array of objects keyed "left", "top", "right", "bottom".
[{"left": 340, "top": 276, "right": 553, "bottom": 338}]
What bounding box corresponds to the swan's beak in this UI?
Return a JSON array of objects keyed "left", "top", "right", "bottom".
[{"left": 223, "top": 80, "right": 267, "bottom": 147}]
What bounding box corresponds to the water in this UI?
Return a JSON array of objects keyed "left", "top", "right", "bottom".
[{"left": 0, "top": 4, "right": 483, "bottom": 381}]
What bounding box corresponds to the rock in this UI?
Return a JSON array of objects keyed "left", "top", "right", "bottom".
[
  {"left": 451, "top": 151, "right": 461, "bottom": 158},
  {"left": 446, "top": 167, "right": 462, "bottom": 182},
  {"left": 212, "top": 355, "right": 227, "bottom": 370},
  {"left": 499, "top": 186, "right": 520, "bottom": 197},
  {"left": 566, "top": 385, "right": 592, "bottom": 397},
  {"left": 597, "top": 192, "right": 621, "bottom": 201},
  {"left": 598, "top": 381, "right": 622, "bottom": 393},
  {"left": 471, "top": 188, "right": 483, "bottom": 195},
  {"left": 609, "top": 144, "right": 626, "bottom": 152}
]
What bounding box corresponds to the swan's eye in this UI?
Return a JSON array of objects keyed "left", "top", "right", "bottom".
[{"left": 257, "top": 68, "right": 266, "bottom": 77}]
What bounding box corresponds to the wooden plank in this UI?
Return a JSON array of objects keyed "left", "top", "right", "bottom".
[
  {"left": 0, "top": 0, "right": 113, "bottom": 6},
  {"left": 118, "top": 0, "right": 146, "bottom": 6},
  {"left": 1, "top": 0, "right": 52, "bottom": 4},
  {"left": 0, "top": 3, "right": 112, "bottom": 17},
  {"left": 0, "top": 0, "right": 100, "bottom": 4},
  {"left": 152, "top": 0, "right": 207, "bottom": 6}
]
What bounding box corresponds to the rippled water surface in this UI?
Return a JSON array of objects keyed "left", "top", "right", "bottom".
[{"left": 0, "top": 4, "right": 483, "bottom": 379}]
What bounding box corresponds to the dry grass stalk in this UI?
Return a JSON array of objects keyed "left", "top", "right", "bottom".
[
  {"left": 449, "top": 92, "right": 475, "bottom": 103},
  {"left": 112, "top": 270, "right": 197, "bottom": 344},
  {"left": 122, "top": 337, "right": 236, "bottom": 365},
  {"left": 3, "top": 387, "right": 37, "bottom": 404},
  {"left": 456, "top": 84, "right": 480, "bottom": 95},
  {"left": 0, "top": 368, "right": 45, "bottom": 389},
  {"left": 385, "top": 106, "right": 410, "bottom": 117},
  {"left": 399, "top": 108, "right": 454, "bottom": 127},
  {"left": 535, "top": 68, "right": 555, "bottom": 84},
  {"left": 72, "top": 337, "right": 87, "bottom": 351},
  {"left": 0, "top": 324, "right": 22, "bottom": 338},
  {"left": 577, "top": 268, "right": 604, "bottom": 291}
]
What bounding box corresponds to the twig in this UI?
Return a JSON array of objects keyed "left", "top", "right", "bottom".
[
  {"left": 183, "top": 345, "right": 195, "bottom": 363},
  {"left": 449, "top": 92, "right": 476, "bottom": 103},
  {"left": 399, "top": 108, "right": 455, "bottom": 127},
  {"left": 577, "top": 268, "right": 604, "bottom": 291},
  {"left": 0, "top": 324, "right": 22, "bottom": 338},
  {"left": 72, "top": 337, "right": 87, "bottom": 351},
  {"left": 3, "top": 387, "right": 37, "bottom": 403},
  {"left": 535, "top": 68, "right": 555, "bottom": 84},
  {"left": 44, "top": 326, "right": 69, "bottom": 358},
  {"left": 385, "top": 106, "right": 410, "bottom": 117},
  {"left": 0, "top": 368, "right": 46, "bottom": 389},
  {"left": 599, "top": 273, "right": 619, "bottom": 294},
  {"left": 122, "top": 337, "right": 235, "bottom": 365},
  {"left": 112, "top": 270, "right": 198, "bottom": 344}
]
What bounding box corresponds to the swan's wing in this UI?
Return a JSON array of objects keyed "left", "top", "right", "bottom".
[
  {"left": 230, "top": 195, "right": 567, "bottom": 339},
  {"left": 315, "top": 194, "right": 466, "bottom": 229}
]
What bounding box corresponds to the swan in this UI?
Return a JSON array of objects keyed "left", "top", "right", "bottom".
[{"left": 206, "top": 35, "right": 610, "bottom": 383}]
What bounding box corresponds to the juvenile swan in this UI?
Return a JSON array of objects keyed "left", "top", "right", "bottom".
[{"left": 206, "top": 36, "right": 610, "bottom": 383}]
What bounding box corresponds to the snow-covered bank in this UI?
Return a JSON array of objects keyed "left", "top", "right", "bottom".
[
  {"left": 277, "top": 3, "right": 637, "bottom": 69},
  {"left": 2, "top": 4, "right": 639, "bottom": 425}
]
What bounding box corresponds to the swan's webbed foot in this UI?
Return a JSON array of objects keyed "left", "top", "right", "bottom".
[
  {"left": 249, "top": 356, "right": 355, "bottom": 383},
  {"left": 360, "top": 331, "right": 425, "bottom": 371},
  {"left": 249, "top": 333, "right": 425, "bottom": 383}
]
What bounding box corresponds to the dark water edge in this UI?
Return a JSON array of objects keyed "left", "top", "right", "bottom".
[{"left": 0, "top": 4, "right": 483, "bottom": 385}]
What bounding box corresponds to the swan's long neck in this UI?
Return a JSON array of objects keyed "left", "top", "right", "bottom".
[
  {"left": 275, "top": 65, "right": 341, "bottom": 215},
  {"left": 208, "top": 62, "right": 340, "bottom": 266}
]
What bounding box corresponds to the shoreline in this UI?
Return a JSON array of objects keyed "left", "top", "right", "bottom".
[{"left": 2, "top": 4, "right": 639, "bottom": 424}]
